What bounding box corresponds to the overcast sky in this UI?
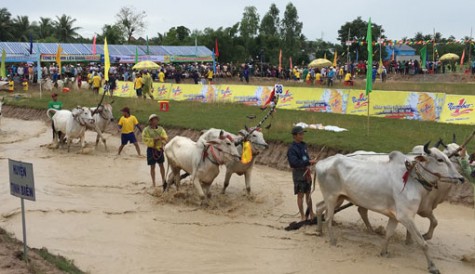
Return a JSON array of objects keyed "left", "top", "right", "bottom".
[{"left": 4, "top": 0, "right": 474, "bottom": 42}]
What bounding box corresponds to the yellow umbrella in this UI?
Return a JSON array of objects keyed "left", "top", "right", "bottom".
[
  {"left": 439, "top": 53, "right": 459, "bottom": 62},
  {"left": 308, "top": 58, "right": 332, "bottom": 68},
  {"left": 132, "top": 60, "right": 160, "bottom": 70}
]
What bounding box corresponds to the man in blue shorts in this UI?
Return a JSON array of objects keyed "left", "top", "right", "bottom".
[
  {"left": 142, "top": 114, "right": 168, "bottom": 187},
  {"left": 287, "top": 126, "right": 316, "bottom": 221},
  {"left": 117, "top": 107, "right": 141, "bottom": 156}
]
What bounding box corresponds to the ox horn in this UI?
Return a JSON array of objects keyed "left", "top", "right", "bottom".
[
  {"left": 423, "top": 141, "right": 431, "bottom": 155},
  {"left": 92, "top": 91, "right": 106, "bottom": 116},
  {"left": 433, "top": 138, "right": 447, "bottom": 149},
  {"left": 452, "top": 133, "right": 457, "bottom": 144}
]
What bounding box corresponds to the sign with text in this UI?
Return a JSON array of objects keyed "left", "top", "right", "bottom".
[{"left": 9, "top": 159, "right": 35, "bottom": 201}]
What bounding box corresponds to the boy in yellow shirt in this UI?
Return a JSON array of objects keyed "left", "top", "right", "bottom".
[
  {"left": 142, "top": 114, "right": 168, "bottom": 188},
  {"left": 158, "top": 70, "right": 165, "bottom": 83},
  {"left": 117, "top": 107, "right": 142, "bottom": 156},
  {"left": 134, "top": 73, "right": 143, "bottom": 97},
  {"left": 22, "top": 78, "right": 29, "bottom": 91},
  {"left": 8, "top": 77, "right": 14, "bottom": 92},
  {"left": 92, "top": 73, "right": 102, "bottom": 95}
]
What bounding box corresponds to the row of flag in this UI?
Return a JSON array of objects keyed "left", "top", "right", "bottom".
[{"left": 346, "top": 39, "right": 474, "bottom": 46}]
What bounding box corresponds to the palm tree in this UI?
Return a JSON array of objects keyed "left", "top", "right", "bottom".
[
  {"left": 53, "top": 14, "right": 81, "bottom": 42},
  {"left": 12, "top": 15, "right": 34, "bottom": 42},
  {"left": 0, "top": 8, "right": 13, "bottom": 41},
  {"left": 38, "top": 17, "right": 54, "bottom": 39}
]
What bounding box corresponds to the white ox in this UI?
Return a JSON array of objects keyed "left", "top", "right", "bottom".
[
  {"left": 47, "top": 107, "right": 95, "bottom": 152},
  {"left": 315, "top": 146, "right": 464, "bottom": 274},
  {"left": 347, "top": 143, "right": 468, "bottom": 242},
  {"left": 198, "top": 127, "right": 268, "bottom": 194},
  {"left": 88, "top": 103, "right": 114, "bottom": 151},
  {"left": 164, "top": 132, "right": 240, "bottom": 202}
]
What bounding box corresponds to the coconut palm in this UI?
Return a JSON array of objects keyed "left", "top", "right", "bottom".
[
  {"left": 0, "top": 8, "right": 13, "bottom": 41},
  {"left": 53, "top": 14, "right": 81, "bottom": 42},
  {"left": 12, "top": 15, "right": 35, "bottom": 42},
  {"left": 38, "top": 17, "right": 54, "bottom": 40}
]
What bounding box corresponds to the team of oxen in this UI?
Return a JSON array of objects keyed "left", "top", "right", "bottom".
[{"left": 42, "top": 94, "right": 471, "bottom": 273}]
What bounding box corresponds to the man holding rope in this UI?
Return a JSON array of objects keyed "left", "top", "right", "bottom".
[
  {"left": 142, "top": 114, "right": 168, "bottom": 188},
  {"left": 287, "top": 126, "right": 316, "bottom": 221}
]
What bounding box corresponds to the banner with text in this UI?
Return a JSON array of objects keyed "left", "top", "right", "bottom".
[
  {"left": 439, "top": 94, "right": 475, "bottom": 124},
  {"left": 368, "top": 91, "right": 445, "bottom": 121}
]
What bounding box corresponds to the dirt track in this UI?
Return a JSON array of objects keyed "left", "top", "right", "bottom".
[{"left": 0, "top": 114, "right": 474, "bottom": 274}]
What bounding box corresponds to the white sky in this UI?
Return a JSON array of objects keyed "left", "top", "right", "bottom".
[{"left": 3, "top": 0, "right": 474, "bottom": 42}]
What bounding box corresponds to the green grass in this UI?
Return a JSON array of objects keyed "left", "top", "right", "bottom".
[
  {"left": 37, "top": 248, "right": 85, "bottom": 274},
  {"left": 4, "top": 90, "right": 474, "bottom": 153}
]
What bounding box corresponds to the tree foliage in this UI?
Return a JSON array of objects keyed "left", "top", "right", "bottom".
[
  {"left": 54, "top": 14, "right": 81, "bottom": 42},
  {"left": 115, "top": 6, "right": 146, "bottom": 43},
  {"left": 338, "top": 17, "right": 385, "bottom": 61}
]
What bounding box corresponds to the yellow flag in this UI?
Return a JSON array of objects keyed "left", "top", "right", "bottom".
[
  {"left": 55, "top": 45, "right": 62, "bottom": 71},
  {"left": 333, "top": 50, "right": 338, "bottom": 66},
  {"left": 378, "top": 58, "right": 384, "bottom": 74},
  {"left": 241, "top": 141, "right": 253, "bottom": 164},
  {"left": 104, "top": 38, "right": 110, "bottom": 81}
]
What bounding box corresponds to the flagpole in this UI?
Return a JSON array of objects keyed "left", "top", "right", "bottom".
[
  {"left": 433, "top": 28, "right": 436, "bottom": 63},
  {"left": 367, "top": 93, "right": 370, "bottom": 136}
]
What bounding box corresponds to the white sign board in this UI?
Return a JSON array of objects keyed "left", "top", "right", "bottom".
[{"left": 9, "top": 159, "right": 35, "bottom": 201}]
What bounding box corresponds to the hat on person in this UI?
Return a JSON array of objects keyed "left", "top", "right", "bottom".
[
  {"left": 291, "top": 126, "right": 306, "bottom": 135},
  {"left": 51, "top": 93, "right": 58, "bottom": 97},
  {"left": 120, "top": 107, "right": 130, "bottom": 114},
  {"left": 148, "top": 114, "right": 159, "bottom": 122}
]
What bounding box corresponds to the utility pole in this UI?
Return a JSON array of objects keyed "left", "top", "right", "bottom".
[
  {"left": 433, "top": 28, "right": 436, "bottom": 62},
  {"left": 347, "top": 28, "right": 351, "bottom": 64},
  {"left": 469, "top": 27, "right": 473, "bottom": 66}
]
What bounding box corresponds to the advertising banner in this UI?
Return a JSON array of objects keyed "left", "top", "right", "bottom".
[
  {"left": 439, "top": 94, "right": 475, "bottom": 124},
  {"left": 368, "top": 91, "right": 445, "bottom": 121},
  {"left": 278, "top": 87, "right": 349, "bottom": 114},
  {"left": 41, "top": 54, "right": 100, "bottom": 63},
  {"left": 170, "top": 84, "right": 217, "bottom": 102},
  {"left": 346, "top": 90, "right": 369, "bottom": 116}
]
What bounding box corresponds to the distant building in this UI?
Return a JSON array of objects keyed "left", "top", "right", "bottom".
[{"left": 384, "top": 45, "right": 417, "bottom": 62}]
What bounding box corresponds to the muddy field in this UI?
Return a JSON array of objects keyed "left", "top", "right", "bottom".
[{"left": 0, "top": 111, "right": 474, "bottom": 274}]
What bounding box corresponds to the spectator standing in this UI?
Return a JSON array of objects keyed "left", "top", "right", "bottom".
[{"left": 117, "top": 107, "right": 141, "bottom": 156}]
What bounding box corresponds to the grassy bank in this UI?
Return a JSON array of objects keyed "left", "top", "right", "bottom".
[
  {"left": 4, "top": 90, "right": 474, "bottom": 153},
  {"left": 216, "top": 75, "right": 475, "bottom": 95},
  {"left": 0, "top": 227, "right": 84, "bottom": 274}
]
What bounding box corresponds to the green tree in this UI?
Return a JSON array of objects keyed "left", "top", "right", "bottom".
[
  {"left": 281, "top": 3, "right": 303, "bottom": 60},
  {"left": 337, "top": 16, "right": 385, "bottom": 61},
  {"left": 239, "top": 6, "right": 260, "bottom": 59},
  {"left": 98, "top": 24, "right": 124, "bottom": 44},
  {"left": 53, "top": 14, "right": 81, "bottom": 42},
  {"left": 161, "top": 26, "right": 191, "bottom": 45},
  {"left": 115, "top": 6, "right": 146, "bottom": 43},
  {"left": 38, "top": 17, "right": 54, "bottom": 40},
  {"left": 11, "top": 15, "right": 35, "bottom": 42},
  {"left": 0, "top": 8, "right": 13, "bottom": 41},
  {"left": 259, "top": 4, "right": 281, "bottom": 65}
]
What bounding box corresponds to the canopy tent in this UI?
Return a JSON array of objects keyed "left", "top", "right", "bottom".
[{"left": 0, "top": 42, "right": 213, "bottom": 63}]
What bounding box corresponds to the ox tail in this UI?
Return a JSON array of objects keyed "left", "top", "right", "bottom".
[{"left": 46, "top": 108, "right": 57, "bottom": 120}]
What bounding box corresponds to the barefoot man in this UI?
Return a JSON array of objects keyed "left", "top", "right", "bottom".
[
  {"left": 117, "top": 107, "right": 141, "bottom": 156},
  {"left": 142, "top": 114, "right": 168, "bottom": 187},
  {"left": 287, "top": 126, "right": 316, "bottom": 221}
]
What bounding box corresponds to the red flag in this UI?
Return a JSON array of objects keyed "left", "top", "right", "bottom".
[
  {"left": 278, "top": 49, "right": 282, "bottom": 72},
  {"left": 460, "top": 49, "right": 465, "bottom": 66},
  {"left": 215, "top": 38, "right": 219, "bottom": 58},
  {"left": 289, "top": 56, "right": 293, "bottom": 70},
  {"left": 92, "top": 35, "right": 97, "bottom": 55}
]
